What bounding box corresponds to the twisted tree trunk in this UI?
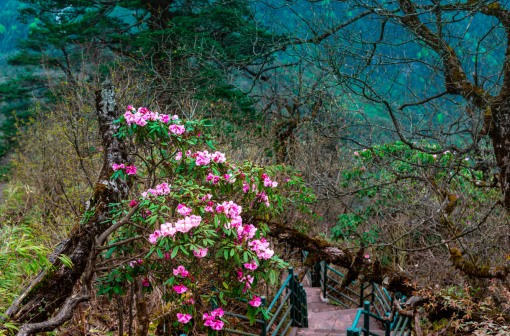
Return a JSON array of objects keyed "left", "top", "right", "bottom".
[{"left": 3, "top": 80, "right": 131, "bottom": 324}]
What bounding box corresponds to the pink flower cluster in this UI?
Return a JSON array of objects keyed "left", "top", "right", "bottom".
[
  {"left": 173, "top": 265, "right": 189, "bottom": 277},
  {"left": 124, "top": 106, "right": 178, "bottom": 127},
  {"left": 141, "top": 183, "right": 171, "bottom": 198},
  {"left": 177, "top": 204, "right": 192, "bottom": 216},
  {"left": 193, "top": 247, "right": 208, "bottom": 258},
  {"left": 173, "top": 284, "right": 188, "bottom": 294},
  {"left": 193, "top": 151, "right": 226, "bottom": 166},
  {"left": 242, "top": 180, "right": 271, "bottom": 208},
  {"left": 244, "top": 260, "right": 258, "bottom": 271},
  {"left": 203, "top": 309, "right": 225, "bottom": 330},
  {"left": 175, "top": 150, "right": 192, "bottom": 161},
  {"left": 256, "top": 190, "right": 270, "bottom": 208},
  {"left": 262, "top": 174, "right": 278, "bottom": 188},
  {"left": 206, "top": 173, "right": 220, "bottom": 184},
  {"left": 112, "top": 164, "right": 137, "bottom": 175},
  {"left": 169, "top": 124, "right": 185, "bottom": 135},
  {"left": 249, "top": 238, "right": 274, "bottom": 260},
  {"left": 177, "top": 313, "right": 192, "bottom": 324},
  {"left": 197, "top": 194, "right": 212, "bottom": 201},
  {"left": 249, "top": 295, "right": 262, "bottom": 307},
  {"left": 129, "top": 259, "right": 144, "bottom": 268},
  {"left": 237, "top": 272, "right": 254, "bottom": 293},
  {"left": 152, "top": 215, "right": 203, "bottom": 241},
  {"left": 216, "top": 201, "right": 242, "bottom": 218}
]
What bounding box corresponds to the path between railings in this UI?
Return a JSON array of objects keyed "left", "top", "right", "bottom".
[{"left": 289, "top": 273, "right": 385, "bottom": 336}]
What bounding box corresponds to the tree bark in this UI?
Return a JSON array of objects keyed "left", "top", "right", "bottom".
[
  {"left": 3, "top": 80, "right": 131, "bottom": 324},
  {"left": 134, "top": 280, "right": 150, "bottom": 336}
]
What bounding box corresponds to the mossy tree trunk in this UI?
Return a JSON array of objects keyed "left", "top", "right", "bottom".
[{"left": 3, "top": 80, "right": 131, "bottom": 324}]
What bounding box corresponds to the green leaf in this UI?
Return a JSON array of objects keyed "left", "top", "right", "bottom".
[
  {"left": 58, "top": 254, "right": 74, "bottom": 269},
  {"left": 157, "top": 248, "right": 164, "bottom": 259},
  {"left": 164, "top": 277, "right": 176, "bottom": 285},
  {"left": 171, "top": 246, "right": 179, "bottom": 259}
]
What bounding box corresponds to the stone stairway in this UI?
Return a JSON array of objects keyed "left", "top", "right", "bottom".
[{"left": 291, "top": 278, "right": 385, "bottom": 336}]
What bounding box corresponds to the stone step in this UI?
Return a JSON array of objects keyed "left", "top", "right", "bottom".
[{"left": 293, "top": 271, "right": 385, "bottom": 336}]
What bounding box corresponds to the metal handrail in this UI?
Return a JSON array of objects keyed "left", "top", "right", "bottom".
[
  {"left": 215, "top": 266, "right": 308, "bottom": 336},
  {"left": 306, "top": 254, "right": 411, "bottom": 336}
]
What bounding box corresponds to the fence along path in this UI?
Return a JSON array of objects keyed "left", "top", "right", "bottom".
[
  {"left": 291, "top": 275, "right": 384, "bottom": 336},
  {"left": 211, "top": 252, "right": 411, "bottom": 336}
]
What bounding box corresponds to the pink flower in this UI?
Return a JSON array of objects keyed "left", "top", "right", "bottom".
[
  {"left": 173, "top": 266, "right": 189, "bottom": 277},
  {"left": 193, "top": 247, "right": 208, "bottom": 258},
  {"left": 175, "top": 151, "right": 182, "bottom": 161},
  {"left": 271, "top": 181, "right": 278, "bottom": 188},
  {"left": 365, "top": 254, "right": 370, "bottom": 259},
  {"left": 354, "top": 151, "right": 359, "bottom": 156},
  {"left": 161, "top": 223, "right": 177, "bottom": 237},
  {"left": 195, "top": 151, "right": 212, "bottom": 166},
  {"left": 243, "top": 181, "right": 250, "bottom": 193},
  {"left": 99, "top": 148, "right": 103, "bottom": 151},
  {"left": 263, "top": 177, "right": 272, "bottom": 187},
  {"left": 149, "top": 230, "right": 162, "bottom": 244},
  {"left": 112, "top": 164, "right": 120, "bottom": 171},
  {"left": 142, "top": 278, "right": 150, "bottom": 287},
  {"left": 160, "top": 114, "right": 170, "bottom": 123},
  {"left": 129, "top": 200, "right": 138, "bottom": 207},
  {"left": 155, "top": 182, "right": 171, "bottom": 195},
  {"left": 211, "top": 308, "right": 224, "bottom": 318},
  {"left": 285, "top": 178, "right": 290, "bottom": 182},
  {"left": 177, "top": 204, "right": 192, "bottom": 216},
  {"left": 249, "top": 295, "right": 262, "bottom": 307},
  {"left": 212, "top": 151, "right": 226, "bottom": 163},
  {"left": 177, "top": 313, "right": 192, "bottom": 324},
  {"left": 359, "top": 166, "right": 366, "bottom": 171},
  {"left": 136, "top": 117, "right": 147, "bottom": 127},
  {"left": 173, "top": 284, "right": 188, "bottom": 294},
  {"left": 211, "top": 320, "right": 224, "bottom": 330},
  {"left": 169, "top": 124, "right": 185, "bottom": 135},
  {"left": 244, "top": 260, "right": 258, "bottom": 271},
  {"left": 126, "top": 165, "right": 137, "bottom": 175}
]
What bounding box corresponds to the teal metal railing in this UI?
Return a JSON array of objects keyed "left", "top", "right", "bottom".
[
  {"left": 216, "top": 266, "right": 308, "bottom": 336},
  {"left": 301, "top": 251, "right": 411, "bottom": 336}
]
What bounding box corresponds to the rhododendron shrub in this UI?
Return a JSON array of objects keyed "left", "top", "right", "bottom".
[{"left": 96, "top": 106, "right": 312, "bottom": 334}]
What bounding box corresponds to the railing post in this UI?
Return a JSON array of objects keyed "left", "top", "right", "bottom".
[
  {"left": 211, "top": 287, "right": 217, "bottom": 310},
  {"left": 385, "top": 312, "right": 391, "bottom": 336},
  {"left": 299, "top": 284, "right": 305, "bottom": 326},
  {"left": 359, "top": 282, "right": 364, "bottom": 307},
  {"left": 363, "top": 301, "right": 370, "bottom": 336},
  {"left": 293, "top": 273, "right": 300, "bottom": 326},
  {"left": 289, "top": 267, "right": 296, "bottom": 327},
  {"left": 347, "top": 327, "right": 353, "bottom": 336},
  {"left": 371, "top": 283, "right": 375, "bottom": 304},
  {"left": 353, "top": 328, "right": 360, "bottom": 336},
  {"left": 261, "top": 296, "right": 267, "bottom": 336},
  {"left": 303, "top": 285, "right": 308, "bottom": 328},
  {"left": 296, "top": 281, "right": 301, "bottom": 326},
  {"left": 322, "top": 262, "right": 327, "bottom": 300},
  {"left": 315, "top": 262, "right": 321, "bottom": 287}
]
